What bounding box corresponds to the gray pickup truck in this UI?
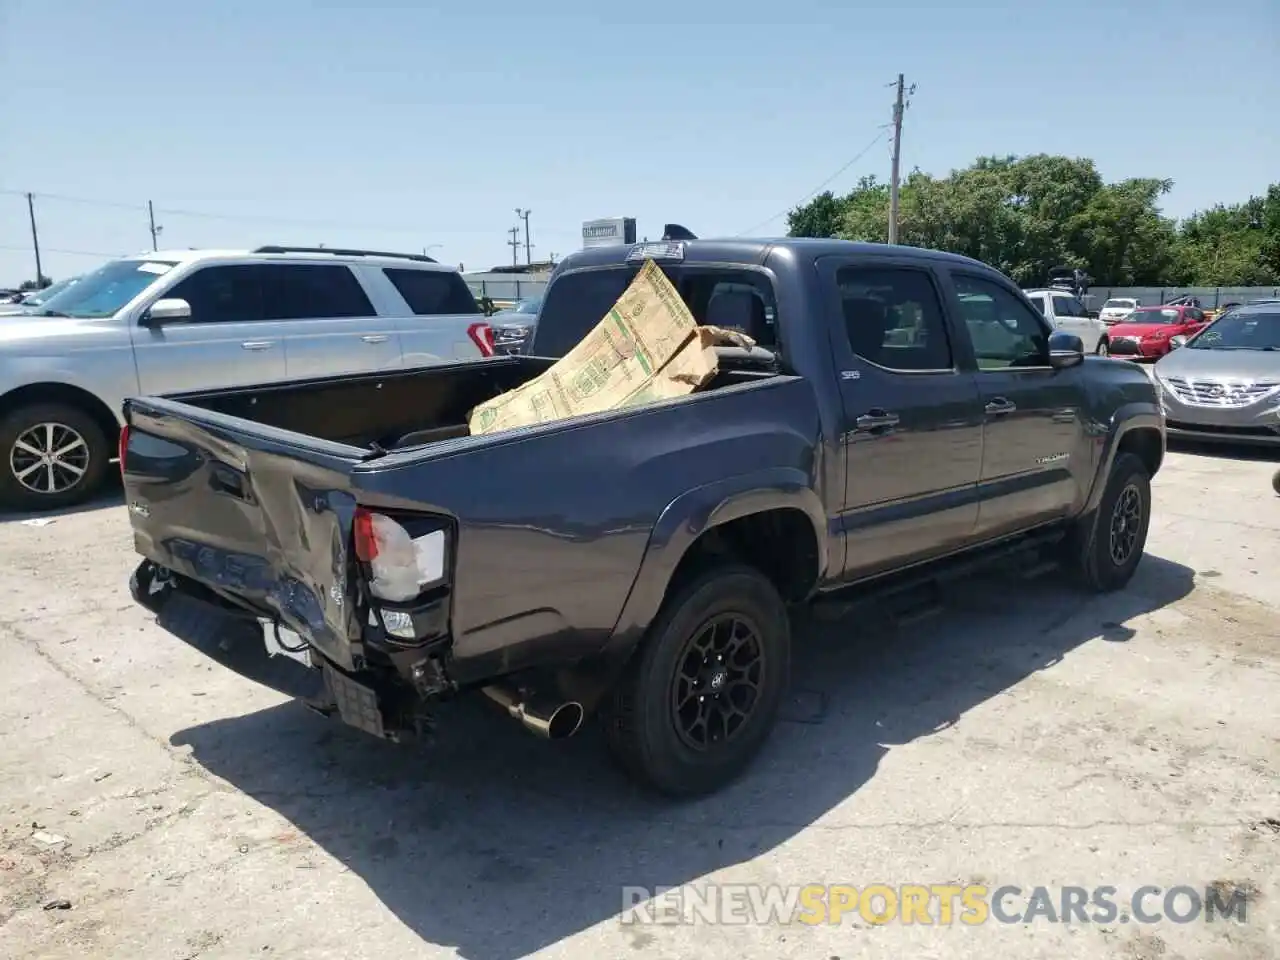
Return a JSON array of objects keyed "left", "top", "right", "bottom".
[{"left": 122, "top": 237, "right": 1164, "bottom": 796}]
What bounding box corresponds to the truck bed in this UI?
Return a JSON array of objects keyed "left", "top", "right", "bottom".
[
  {"left": 155, "top": 353, "right": 778, "bottom": 453},
  {"left": 122, "top": 353, "right": 800, "bottom": 680}
]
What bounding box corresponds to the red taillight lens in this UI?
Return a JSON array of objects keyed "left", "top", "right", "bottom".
[
  {"left": 118, "top": 425, "right": 129, "bottom": 478},
  {"left": 467, "top": 322, "right": 496, "bottom": 358},
  {"left": 353, "top": 507, "right": 379, "bottom": 562}
]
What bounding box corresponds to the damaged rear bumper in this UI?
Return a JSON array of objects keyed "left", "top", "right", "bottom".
[{"left": 130, "top": 558, "right": 585, "bottom": 744}]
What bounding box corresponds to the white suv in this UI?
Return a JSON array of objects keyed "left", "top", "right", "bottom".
[
  {"left": 0, "top": 245, "right": 496, "bottom": 511},
  {"left": 1023, "top": 288, "right": 1109, "bottom": 354}
]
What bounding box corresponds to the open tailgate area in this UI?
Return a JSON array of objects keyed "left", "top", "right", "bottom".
[{"left": 122, "top": 396, "right": 370, "bottom": 671}]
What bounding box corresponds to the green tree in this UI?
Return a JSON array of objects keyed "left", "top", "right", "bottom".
[
  {"left": 785, "top": 154, "right": 1280, "bottom": 286},
  {"left": 785, "top": 190, "right": 847, "bottom": 238}
]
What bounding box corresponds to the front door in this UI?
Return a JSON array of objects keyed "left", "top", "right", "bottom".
[
  {"left": 818, "top": 257, "right": 985, "bottom": 579},
  {"left": 131, "top": 263, "right": 286, "bottom": 395},
  {"left": 947, "top": 272, "right": 1089, "bottom": 539}
]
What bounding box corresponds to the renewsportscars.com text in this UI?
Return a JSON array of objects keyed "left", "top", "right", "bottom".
[{"left": 620, "top": 883, "right": 1251, "bottom": 926}]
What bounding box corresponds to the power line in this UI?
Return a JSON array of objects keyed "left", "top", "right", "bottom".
[
  {"left": 0, "top": 244, "right": 127, "bottom": 258},
  {"left": 0, "top": 188, "right": 434, "bottom": 235},
  {"left": 735, "top": 129, "right": 889, "bottom": 237}
]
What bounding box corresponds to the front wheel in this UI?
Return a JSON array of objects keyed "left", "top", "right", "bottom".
[
  {"left": 0, "top": 402, "right": 111, "bottom": 512},
  {"left": 603, "top": 563, "right": 791, "bottom": 797},
  {"left": 1063, "top": 452, "right": 1151, "bottom": 592},
  {"left": 1095, "top": 339, "right": 1110, "bottom": 356},
  {"left": 1272, "top": 468, "right": 1280, "bottom": 497}
]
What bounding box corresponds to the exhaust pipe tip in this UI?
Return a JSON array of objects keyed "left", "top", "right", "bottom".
[
  {"left": 543, "top": 701, "right": 584, "bottom": 740},
  {"left": 481, "top": 684, "right": 585, "bottom": 740}
]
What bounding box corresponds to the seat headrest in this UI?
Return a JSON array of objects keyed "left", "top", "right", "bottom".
[{"left": 705, "top": 290, "right": 767, "bottom": 340}]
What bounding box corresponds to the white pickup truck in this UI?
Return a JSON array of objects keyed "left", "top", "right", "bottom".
[{"left": 0, "top": 246, "right": 495, "bottom": 511}]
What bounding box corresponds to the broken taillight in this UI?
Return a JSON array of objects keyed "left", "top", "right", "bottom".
[
  {"left": 352, "top": 507, "right": 448, "bottom": 602},
  {"left": 467, "top": 321, "right": 496, "bottom": 358},
  {"left": 118, "top": 425, "right": 130, "bottom": 479}
]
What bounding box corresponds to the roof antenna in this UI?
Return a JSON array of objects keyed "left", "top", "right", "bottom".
[{"left": 661, "top": 223, "right": 697, "bottom": 241}]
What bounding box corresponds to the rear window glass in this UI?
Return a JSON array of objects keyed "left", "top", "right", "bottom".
[
  {"left": 533, "top": 265, "right": 778, "bottom": 358},
  {"left": 384, "top": 268, "right": 480, "bottom": 315}
]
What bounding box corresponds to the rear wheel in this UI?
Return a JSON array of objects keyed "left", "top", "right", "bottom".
[
  {"left": 1063, "top": 452, "right": 1151, "bottom": 592},
  {"left": 603, "top": 563, "right": 790, "bottom": 797},
  {"left": 1272, "top": 468, "right": 1280, "bottom": 497},
  {"left": 0, "top": 402, "right": 110, "bottom": 512}
]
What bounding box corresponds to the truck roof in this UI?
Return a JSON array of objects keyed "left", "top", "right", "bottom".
[{"left": 555, "top": 237, "right": 998, "bottom": 273}]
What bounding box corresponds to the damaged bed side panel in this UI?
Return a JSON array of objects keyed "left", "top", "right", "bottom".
[{"left": 123, "top": 401, "right": 366, "bottom": 670}]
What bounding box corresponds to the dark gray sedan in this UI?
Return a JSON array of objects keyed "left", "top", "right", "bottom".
[{"left": 1152, "top": 302, "right": 1280, "bottom": 446}]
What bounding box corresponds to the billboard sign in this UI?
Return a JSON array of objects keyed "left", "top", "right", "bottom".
[{"left": 582, "top": 217, "right": 637, "bottom": 249}]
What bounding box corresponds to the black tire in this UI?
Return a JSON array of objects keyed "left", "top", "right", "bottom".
[
  {"left": 0, "top": 402, "right": 111, "bottom": 512},
  {"left": 1063, "top": 452, "right": 1151, "bottom": 592},
  {"left": 603, "top": 563, "right": 791, "bottom": 797},
  {"left": 1272, "top": 468, "right": 1280, "bottom": 497},
  {"left": 1095, "top": 338, "right": 1109, "bottom": 356}
]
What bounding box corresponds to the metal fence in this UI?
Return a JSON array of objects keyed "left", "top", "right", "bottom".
[
  {"left": 464, "top": 276, "right": 549, "bottom": 303},
  {"left": 1084, "top": 286, "right": 1280, "bottom": 309}
]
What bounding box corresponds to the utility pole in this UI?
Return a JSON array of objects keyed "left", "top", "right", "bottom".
[
  {"left": 888, "top": 74, "right": 905, "bottom": 245},
  {"left": 148, "top": 200, "right": 163, "bottom": 250},
  {"left": 507, "top": 226, "right": 521, "bottom": 267},
  {"left": 515, "top": 208, "right": 532, "bottom": 264},
  {"left": 26, "top": 193, "right": 44, "bottom": 285}
]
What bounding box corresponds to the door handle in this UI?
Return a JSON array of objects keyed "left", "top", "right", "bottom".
[
  {"left": 360, "top": 334, "right": 389, "bottom": 344},
  {"left": 854, "top": 410, "right": 900, "bottom": 432},
  {"left": 985, "top": 398, "right": 1017, "bottom": 416},
  {"left": 241, "top": 340, "right": 274, "bottom": 351}
]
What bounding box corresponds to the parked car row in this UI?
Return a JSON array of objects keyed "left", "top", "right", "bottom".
[{"left": 0, "top": 246, "right": 496, "bottom": 511}]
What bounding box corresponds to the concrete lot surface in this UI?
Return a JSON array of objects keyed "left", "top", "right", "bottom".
[{"left": 1, "top": 445, "right": 1277, "bottom": 960}]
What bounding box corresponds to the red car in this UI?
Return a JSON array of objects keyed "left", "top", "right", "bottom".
[{"left": 1100, "top": 304, "right": 1211, "bottom": 360}]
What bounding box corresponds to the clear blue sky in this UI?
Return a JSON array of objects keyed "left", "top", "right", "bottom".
[{"left": 1, "top": 0, "right": 1276, "bottom": 286}]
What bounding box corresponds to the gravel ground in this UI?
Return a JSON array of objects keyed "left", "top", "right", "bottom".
[{"left": 1, "top": 444, "right": 1277, "bottom": 960}]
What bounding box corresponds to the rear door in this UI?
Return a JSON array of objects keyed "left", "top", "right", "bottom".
[
  {"left": 263, "top": 263, "right": 402, "bottom": 378},
  {"left": 816, "top": 257, "right": 985, "bottom": 578},
  {"left": 944, "top": 270, "right": 1089, "bottom": 538},
  {"left": 132, "top": 263, "right": 287, "bottom": 394},
  {"left": 379, "top": 267, "right": 488, "bottom": 365}
]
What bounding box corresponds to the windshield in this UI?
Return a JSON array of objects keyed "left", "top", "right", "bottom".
[
  {"left": 19, "top": 277, "right": 79, "bottom": 307},
  {"left": 1126, "top": 308, "right": 1180, "bottom": 324},
  {"left": 36, "top": 259, "right": 178, "bottom": 319},
  {"left": 1103, "top": 299, "right": 1135, "bottom": 310},
  {"left": 1188, "top": 311, "right": 1280, "bottom": 351}
]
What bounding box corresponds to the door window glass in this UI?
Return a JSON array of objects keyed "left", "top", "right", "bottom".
[
  {"left": 834, "top": 267, "right": 953, "bottom": 371},
  {"left": 163, "top": 265, "right": 265, "bottom": 324},
  {"left": 259, "top": 264, "right": 373, "bottom": 319},
  {"left": 954, "top": 274, "right": 1051, "bottom": 370}
]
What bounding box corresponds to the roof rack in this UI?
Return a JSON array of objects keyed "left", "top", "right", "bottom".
[{"left": 252, "top": 245, "right": 438, "bottom": 263}]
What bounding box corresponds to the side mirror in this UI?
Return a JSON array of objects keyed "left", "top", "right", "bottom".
[
  {"left": 140, "top": 297, "right": 191, "bottom": 326},
  {"left": 1169, "top": 334, "right": 1188, "bottom": 349},
  {"left": 1047, "top": 331, "right": 1085, "bottom": 369}
]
